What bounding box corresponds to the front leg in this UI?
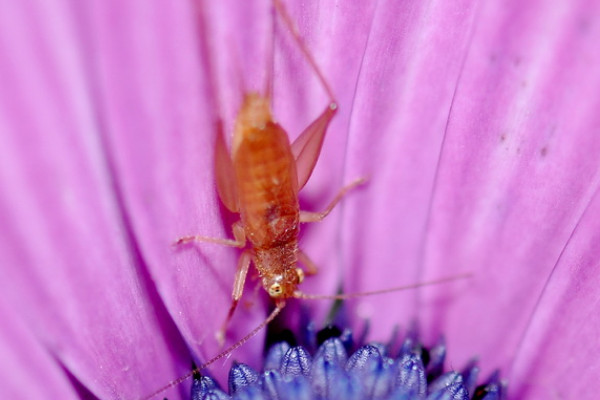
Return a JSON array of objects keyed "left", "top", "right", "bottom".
[
  {"left": 174, "top": 221, "right": 246, "bottom": 247},
  {"left": 216, "top": 249, "right": 253, "bottom": 346},
  {"left": 299, "top": 178, "right": 366, "bottom": 223}
]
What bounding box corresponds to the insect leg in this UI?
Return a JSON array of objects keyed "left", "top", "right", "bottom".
[
  {"left": 216, "top": 249, "right": 253, "bottom": 346},
  {"left": 174, "top": 221, "right": 246, "bottom": 247},
  {"left": 299, "top": 178, "right": 366, "bottom": 223}
]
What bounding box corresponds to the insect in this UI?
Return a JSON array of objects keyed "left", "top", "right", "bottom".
[{"left": 176, "top": 0, "right": 364, "bottom": 344}]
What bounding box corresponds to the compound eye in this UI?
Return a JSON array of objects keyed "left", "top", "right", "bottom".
[
  {"left": 269, "top": 283, "right": 283, "bottom": 297},
  {"left": 295, "top": 268, "right": 305, "bottom": 284}
]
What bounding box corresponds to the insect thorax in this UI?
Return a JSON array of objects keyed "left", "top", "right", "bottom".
[{"left": 254, "top": 241, "right": 301, "bottom": 299}]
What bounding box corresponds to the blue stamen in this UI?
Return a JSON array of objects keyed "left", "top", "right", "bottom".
[{"left": 191, "top": 326, "right": 507, "bottom": 400}]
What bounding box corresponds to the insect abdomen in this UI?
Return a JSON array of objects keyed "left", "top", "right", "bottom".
[{"left": 233, "top": 119, "right": 300, "bottom": 249}]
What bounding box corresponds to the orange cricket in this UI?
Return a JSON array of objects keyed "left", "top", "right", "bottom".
[{"left": 176, "top": 0, "right": 364, "bottom": 343}]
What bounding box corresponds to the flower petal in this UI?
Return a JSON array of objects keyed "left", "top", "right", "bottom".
[
  {"left": 0, "top": 300, "right": 78, "bottom": 398},
  {"left": 509, "top": 188, "right": 600, "bottom": 398},
  {"left": 332, "top": 0, "right": 600, "bottom": 392},
  {"left": 420, "top": 0, "right": 600, "bottom": 380},
  {"left": 336, "top": 0, "right": 479, "bottom": 328},
  {"left": 0, "top": 2, "right": 196, "bottom": 398}
]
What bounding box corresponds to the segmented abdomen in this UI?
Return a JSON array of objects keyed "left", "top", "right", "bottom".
[{"left": 233, "top": 122, "right": 300, "bottom": 249}]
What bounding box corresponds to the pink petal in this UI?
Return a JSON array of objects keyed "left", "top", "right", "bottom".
[
  {"left": 339, "top": 0, "right": 479, "bottom": 322},
  {"left": 337, "top": 0, "right": 600, "bottom": 396},
  {"left": 509, "top": 186, "right": 600, "bottom": 399},
  {"left": 0, "top": 2, "right": 195, "bottom": 398},
  {"left": 0, "top": 300, "right": 78, "bottom": 398},
  {"left": 422, "top": 0, "right": 600, "bottom": 385}
]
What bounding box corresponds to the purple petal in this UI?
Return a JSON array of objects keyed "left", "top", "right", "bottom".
[
  {"left": 336, "top": 0, "right": 600, "bottom": 396},
  {"left": 0, "top": 300, "right": 78, "bottom": 398},
  {"left": 422, "top": 0, "right": 600, "bottom": 380},
  {"left": 338, "top": 0, "right": 479, "bottom": 321},
  {"left": 509, "top": 189, "right": 600, "bottom": 398},
  {"left": 0, "top": 1, "right": 199, "bottom": 398}
]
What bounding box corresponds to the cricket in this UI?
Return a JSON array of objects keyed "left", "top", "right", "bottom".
[
  {"left": 175, "top": 0, "right": 365, "bottom": 345},
  {"left": 140, "top": 1, "right": 469, "bottom": 398}
]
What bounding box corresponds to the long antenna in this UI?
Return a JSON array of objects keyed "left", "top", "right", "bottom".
[
  {"left": 294, "top": 273, "right": 472, "bottom": 300},
  {"left": 138, "top": 303, "right": 285, "bottom": 400}
]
